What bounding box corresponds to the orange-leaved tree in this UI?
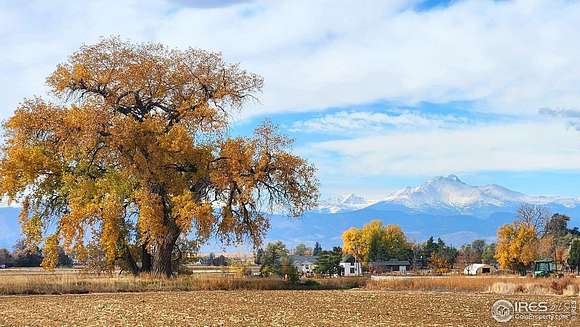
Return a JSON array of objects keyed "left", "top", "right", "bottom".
[
  {"left": 0, "top": 38, "right": 319, "bottom": 277},
  {"left": 341, "top": 220, "right": 410, "bottom": 262},
  {"left": 495, "top": 222, "right": 538, "bottom": 274}
]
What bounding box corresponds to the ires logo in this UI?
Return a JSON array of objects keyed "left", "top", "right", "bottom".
[
  {"left": 513, "top": 301, "right": 548, "bottom": 313},
  {"left": 492, "top": 300, "right": 576, "bottom": 323},
  {"left": 492, "top": 300, "right": 548, "bottom": 323}
]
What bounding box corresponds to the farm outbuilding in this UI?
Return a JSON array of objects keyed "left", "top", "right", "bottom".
[
  {"left": 463, "top": 263, "right": 495, "bottom": 275},
  {"left": 368, "top": 259, "right": 411, "bottom": 274}
]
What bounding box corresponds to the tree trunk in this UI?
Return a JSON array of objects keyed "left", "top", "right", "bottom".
[
  {"left": 152, "top": 225, "right": 180, "bottom": 278},
  {"left": 123, "top": 244, "right": 139, "bottom": 276},
  {"left": 149, "top": 184, "right": 181, "bottom": 278},
  {"left": 141, "top": 243, "right": 152, "bottom": 273}
]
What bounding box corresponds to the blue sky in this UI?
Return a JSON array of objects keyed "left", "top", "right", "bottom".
[{"left": 1, "top": 0, "right": 580, "bottom": 200}]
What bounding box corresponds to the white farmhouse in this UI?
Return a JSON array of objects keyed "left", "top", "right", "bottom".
[
  {"left": 340, "top": 256, "right": 362, "bottom": 276},
  {"left": 290, "top": 255, "right": 318, "bottom": 274}
]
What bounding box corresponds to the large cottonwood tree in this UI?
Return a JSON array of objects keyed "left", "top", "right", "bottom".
[
  {"left": 495, "top": 222, "right": 538, "bottom": 274},
  {"left": 0, "top": 38, "right": 318, "bottom": 277},
  {"left": 342, "top": 220, "right": 410, "bottom": 262}
]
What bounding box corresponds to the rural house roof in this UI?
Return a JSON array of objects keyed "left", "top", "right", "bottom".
[
  {"left": 369, "top": 259, "right": 411, "bottom": 266},
  {"left": 289, "top": 255, "right": 318, "bottom": 265}
]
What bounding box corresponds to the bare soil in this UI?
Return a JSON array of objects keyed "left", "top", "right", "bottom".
[{"left": 0, "top": 290, "right": 577, "bottom": 326}]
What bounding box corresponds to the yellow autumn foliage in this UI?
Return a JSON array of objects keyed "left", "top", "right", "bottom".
[
  {"left": 0, "top": 37, "right": 318, "bottom": 276},
  {"left": 342, "top": 220, "right": 410, "bottom": 262},
  {"left": 495, "top": 222, "right": 538, "bottom": 272},
  {"left": 41, "top": 235, "right": 60, "bottom": 271}
]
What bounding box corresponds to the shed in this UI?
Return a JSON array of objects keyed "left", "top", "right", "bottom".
[
  {"left": 368, "top": 259, "right": 411, "bottom": 274},
  {"left": 463, "top": 263, "right": 495, "bottom": 275}
]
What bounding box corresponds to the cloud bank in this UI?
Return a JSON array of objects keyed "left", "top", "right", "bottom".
[
  {"left": 2, "top": 0, "right": 580, "bottom": 119},
  {"left": 301, "top": 120, "right": 580, "bottom": 177},
  {"left": 2, "top": 0, "right": 580, "bottom": 198}
]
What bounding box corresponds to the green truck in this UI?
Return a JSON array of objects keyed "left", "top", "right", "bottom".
[{"left": 533, "top": 259, "right": 556, "bottom": 277}]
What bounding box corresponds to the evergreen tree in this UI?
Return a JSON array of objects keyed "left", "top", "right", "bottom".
[
  {"left": 312, "top": 242, "right": 322, "bottom": 256},
  {"left": 279, "top": 256, "right": 299, "bottom": 282},
  {"left": 260, "top": 241, "right": 290, "bottom": 277},
  {"left": 254, "top": 248, "right": 264, "bottom": 265},
  {"left": 482, "top": 243, "right": 497, "bottom": 264},
  {"left": 568, "top": 239, "right": 580, "bottom": 273},
  {"left": 545, "top": 214, "right": 570, "bottom": 240},
  {"left": 314, "top": 247, "right": 343, "bottom": 276}
]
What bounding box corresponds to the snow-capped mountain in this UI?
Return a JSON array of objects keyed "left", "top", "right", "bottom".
[
  {"left": 261, "top": 175, "right": 580, "bottom": 249},
  {"left": 316, "top": 175, "right": 580, "bottom": 215},
  {"left": 316, "top": 193, "right": 376, "bottom": 213},
  {"left": 379, "top": 174, "right": 580, "bottom": 212}
]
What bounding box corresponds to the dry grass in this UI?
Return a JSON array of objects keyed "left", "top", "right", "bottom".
[
  {"left": 0, "top": 271, "right": 367, "bottom": 295},
  {"left": 2, "top": 268, "right": 577, "bottom": 297},
  {"left": 366, "top": 275, "right": 580, "bottom": 295},
  {"left": 490, "top": 276, "right": 580, "bottom": 296}
]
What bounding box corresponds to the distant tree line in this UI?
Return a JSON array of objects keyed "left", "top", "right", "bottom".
[
  {"left": 339, "top": 220, "right": 488, "bottom": 273},
  {"left": 0, "top": 240, "right": 72, "bottom": 268},
  {"left": 199, "top": 253, "right": 228, "bottom": 266},
  {"left": 495, "top": 204, "right": 580, "bottom": 274},
  {"left": 251, "top": 222, "right": 499, "bottom": 277},
  {"left": 244, "top": 204, "right": 580, "bottom": 278}
]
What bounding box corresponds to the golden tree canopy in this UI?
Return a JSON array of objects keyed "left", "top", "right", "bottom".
[
  {"left": 341, "top": 220, "right": 410, "bottom": 262},
  {"left": 495, "top": 222, "right": 538, "bottom": 273},
  {"left": 0, "top": 37, "right": 319, "bottom": 276}
]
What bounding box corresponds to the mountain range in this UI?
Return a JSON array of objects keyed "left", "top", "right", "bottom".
[
  {"left": 264, "top": 175, "right": 580, "bottom": 249},
  {"left": 1, "top": 175, "right": 579, "bottom": 250}
]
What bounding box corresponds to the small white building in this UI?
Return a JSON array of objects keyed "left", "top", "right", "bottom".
[
  {"left": 463, "top": 263, "right": 495, "bottom": 275},
  {"left": 340, "top": 261, "right": 362, "bottom": 276}
]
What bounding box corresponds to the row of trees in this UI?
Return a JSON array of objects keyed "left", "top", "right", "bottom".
[
  {"left": 0, "top": 240, "right": 72, "bottom": 268},
  {"left": 338, "top": 206, "right": 580, "bottom": 275},
  {"left": 253, "top": 206, "right": 580, "bottom": 276},
  {"left": 340, "top": 220, "right": 464, "bottom": 272},
  {"left": 291, "top": 242, "right": 323, "bottom": 256},
  {"left": 1, "top": 236, "right": 202, "bottom": 274},
  {"left": 338, "top": 220, "right": 501, "bottom": 273},
  {"left": 495, "top": 205, "right": 580, "bottom": 274},
  {"left": 254, "top": 241, "right": 343, "bottom": 278},
  {"left": 194, "top": 205, "right": 580, "bottom": 277}
]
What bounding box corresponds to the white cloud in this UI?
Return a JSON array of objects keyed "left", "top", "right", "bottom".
[
  {"left": 539, "top": 108, "right": 580, "bottom": 131},
  {"left": 302, "top": 120, "right": 580, "bottom": 177},
  {"left": 289, "top": 110, "right": 469, "bottom": 134},
  {"left": 3, "top": 0, "right": 580, "bottom": 197},
  {"left": 2, "top": 0, "right": 580, "bottom": 120}
]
